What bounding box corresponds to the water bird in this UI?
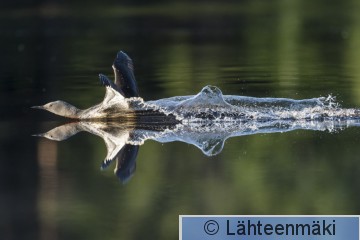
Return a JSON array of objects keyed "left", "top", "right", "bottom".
[
  {"left": 32, "top": 51, "right": 175, "bottom": 122},
  {"left": 33, "top": 51, "right": 360, "bottom": 123}
]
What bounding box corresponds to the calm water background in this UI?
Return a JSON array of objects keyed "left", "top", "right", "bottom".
[{"left": 1, "top": 1, "right": 360, "bottom": 239}]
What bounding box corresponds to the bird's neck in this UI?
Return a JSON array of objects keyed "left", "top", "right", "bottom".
[
  {"left": 62, "top": 108, "right": 83, "bottom": 119},
  {"left": 54, "top": 104, "right": 83, "bottom": 119}
]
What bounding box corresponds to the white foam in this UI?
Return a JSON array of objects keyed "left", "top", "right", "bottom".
[{"left": 126, "top": 86, "right": 360, "bottom": 122}]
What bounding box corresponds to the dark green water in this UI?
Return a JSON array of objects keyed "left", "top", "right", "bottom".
[{"left": 1, "top": 1, "right": 360, "bottom": 239}]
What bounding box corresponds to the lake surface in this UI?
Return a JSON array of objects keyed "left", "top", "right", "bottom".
[{"left": 1, "top": 1, "right": 360, "bottom": 239}]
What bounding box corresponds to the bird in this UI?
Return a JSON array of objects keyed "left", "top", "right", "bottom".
[{"left": 32, "top": 51, "right": 141, "bottom": 120}]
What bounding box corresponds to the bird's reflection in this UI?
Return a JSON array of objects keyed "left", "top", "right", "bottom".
[
  {"left": 35, "top": 118, "right": 360, "bottom": 183},
  {"left": 110, "top": 144, "right": 138, "bottom": 184}
]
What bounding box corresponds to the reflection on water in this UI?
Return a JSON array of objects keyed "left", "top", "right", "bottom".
[
  {"left": 37, "top": 139, "right": 58, "bottom": 240},
  {"left": 33, "top": 64, "right": 360, "bottom": 183},
  {"left": 35, "top": 113, "right": 360, "bottom": 183}
]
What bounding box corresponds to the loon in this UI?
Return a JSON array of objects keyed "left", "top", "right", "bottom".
[
  {"left": 32, "top": 51, "right": 168, "bottom": 121},
  {"left": 33, "top": 51, "right": 360, "bottom": 123}
]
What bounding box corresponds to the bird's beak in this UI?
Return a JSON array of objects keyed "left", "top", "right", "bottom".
[
  {"left": 31, "top": 105, "right": 45, "bottom": 110},
  {"left": 32, "top": 133, "right": 45, "bottom": 137}
]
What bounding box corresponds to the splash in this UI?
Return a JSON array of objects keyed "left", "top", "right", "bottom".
[
  {"left": 127, "top": 85, "right": 360, "bottom": 122},
  {"left": 35, "top": 87, "right": 360, "bottom": 183}
]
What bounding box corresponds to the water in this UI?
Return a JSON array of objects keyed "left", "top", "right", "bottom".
[{"left": 1, "top": 1, "right": 360, "bottom": 240}]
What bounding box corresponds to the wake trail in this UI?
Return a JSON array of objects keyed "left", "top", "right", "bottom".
[{"left": 126, "top": 85, "right": 360, "bottom": 122}]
